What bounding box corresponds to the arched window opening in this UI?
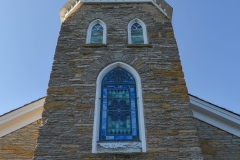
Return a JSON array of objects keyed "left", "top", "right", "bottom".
[
  {"left": 86, "top": 19, "right": 107, "bottom": 44},
  {"left": 100, "top": 68, "right": 139, "bottom": 141},
  {"left": 128, "top": 19, "right": 148, "bottom": 44},
  {"left": 131, "top": 23, "right": 144, "bottom": 44},
  {"left": 90, "top": 24, "right": 103, "bottom": 44}
]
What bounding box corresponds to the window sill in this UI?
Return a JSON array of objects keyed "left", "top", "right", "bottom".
[
  {"left": 126, "top": 44, "right": 152, "bottom": 48},
  {"left": 83, "top": 44, "right": 107, "bottom": 48},
  {"left": 81, "top": 153, "right": 148, "bottom": 158},
  {"left": 96, "top": 141, "right": 142, "bottom": 153}
]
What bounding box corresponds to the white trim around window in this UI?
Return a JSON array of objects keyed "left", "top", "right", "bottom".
[
  {"left": 92, "top": 62, "right": 146, "bottom": 153},
  {"left": 86, "top": 19, "right": 107, "bottom": 44},
  {"left": 128, "top": 18, "right": 148, "bottom": 44}
]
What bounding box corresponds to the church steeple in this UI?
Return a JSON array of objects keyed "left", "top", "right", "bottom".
[{"left": 34, "top": 1, "right": 203, "bottom": 159}]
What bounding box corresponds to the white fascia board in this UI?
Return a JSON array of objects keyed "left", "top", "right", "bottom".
[
  {"left": 0, "top": 98, "right": 45, "bottom": 137},
  {"left": 0, "top": 98, "right": 45, "bottom": 124},
  {"left": 59, "top": 0, "right": 173, "bottom": 23},
  {"left": 190, "top": 95, "right": 240, "bottom": 137}
]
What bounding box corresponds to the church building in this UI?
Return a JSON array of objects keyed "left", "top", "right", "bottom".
[{"left": 1, "top": 0, "right": 240, "bottom": 159}]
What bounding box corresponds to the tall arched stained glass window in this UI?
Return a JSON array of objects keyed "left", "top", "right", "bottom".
[
  {"left": 90, "top": 24, "right": 103, "bottom": 44},
  {"left": 100, "top": 68, "right": 139, "bottom": 141},
  {"left": 131, "top": 23, "right": 144, "bottom": 44}
]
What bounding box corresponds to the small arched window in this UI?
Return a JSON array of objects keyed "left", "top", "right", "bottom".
[
  {"left": 128, "top": 19, "right": 148, "bottom": 44},
  {"left": 86, "top": 19, "right": 107, "bottom": 44},
  {"left": 100, "top": 68, "right": 139, "bottom": 141}
]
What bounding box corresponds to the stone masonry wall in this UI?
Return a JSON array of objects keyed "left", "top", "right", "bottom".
[
  {"left": 0, "top": 120, "right": 41, "bottom": 160},
  {"left": 34, "top": 3, "right": 203, "bottom": 159},
  {"left": 195, "top": 118, "right": 240, "bottom": 160}
]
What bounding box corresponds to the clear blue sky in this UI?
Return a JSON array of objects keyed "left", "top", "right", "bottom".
[{"left": 0, "top": 0, "right": 239, "bottom": 115}]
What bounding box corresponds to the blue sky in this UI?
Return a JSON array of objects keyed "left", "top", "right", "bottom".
[{"left": 0, "top": 0, "right": 239, "bottom": 115}]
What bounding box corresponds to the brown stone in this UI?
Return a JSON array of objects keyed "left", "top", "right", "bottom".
[
  {"left": 148, "top": 32, "right": 159, "bottom": 38},
  {"left": 148, "top": 77, "right": 156, "bottom": 80},
  {"left": 134, "top": 60, "right": 144, "bottom": 68},
  {"left": 178, "top": 78, "right": 186, "bottom": 85},
  {"left": 200, "top": 141, "right": 217, "bottom": 155},
  {"left": 47, "top": 87, "right": 74, "bottom": 95},
  {"left": 165, "top": 32, "right": 174, "bottom": 38},
  {"left": 44, "top": 101, "right": 67, "bottom": 110},
  {"left": 14, "top": 150, "right": 34, "bottom": 155},
  {"left": 180, "top": 95, "right": 190, "bottom": 102},
  {"left": 170, "top": 85, "right": 188, "bottom": 94},
  {"left": 168, "top": 148, "right": 179, "bottom": 152},
  {"left": 1, "top": 145, "right": 19, "bottom": 150},
  {"left": 143, "top": 94, "right": 166, "bottom": 99},
  {"left": 171, "top": 62, "right": 182, "bottom": 71},
  {"left": 163, "top": 70, "right": 184, "bottom": 78},
  {"left": 68, "top": 61, "right": 76, "bottom": 65},
  {"left": 37, "top": 119, "right": 42, "bottom": 124},
  {"left": 162, "top": 103, "right": 170, "bottom": 109}
]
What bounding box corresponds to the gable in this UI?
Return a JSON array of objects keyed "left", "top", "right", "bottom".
[{"left": 59, "top": 0, "right": 173, "bottom": 22}]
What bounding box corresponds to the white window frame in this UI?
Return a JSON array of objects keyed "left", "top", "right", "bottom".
[
  {"left": 92, "top": 62, "right": 146, "bottom": 153},
  {"left": 86, "top": 19, "right": 107, "bottom": 44},
  {"left": 128, "top": 18, "right": 148, "bottom": 44}
]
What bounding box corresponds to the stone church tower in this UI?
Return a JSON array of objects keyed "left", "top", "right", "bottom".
[{"left": 34, "top": 0, "right": 204, "bottom": 159}]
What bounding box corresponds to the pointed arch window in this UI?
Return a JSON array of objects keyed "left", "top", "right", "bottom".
[
  {"left": 128, "top": 19, "right": 148, "bottom": 44},
  {"left": 131, "top": 23, "right": 144, "bottom": 44},
  {"left": 91, "top": 24, "right": 103, "bottom": 44},
  {"left": 100, "top": 68, "right": 139, "bottom": 141},
  {"left": 86, "top": 19, "right": 107, "bottom": 44}
]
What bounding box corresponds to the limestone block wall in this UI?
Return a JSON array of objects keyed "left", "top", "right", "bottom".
[
  {"left": 195, "top": 118, "right": 240, "bottom": 160},
  {"left": 0, "top": 120, "right": 41, "bottom": 160},
  {"left": 34, "top": 3, "right": 203, "bottom": 159}
]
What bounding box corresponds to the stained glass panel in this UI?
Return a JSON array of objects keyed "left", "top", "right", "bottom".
[
  {"left": 100, "top": 68, "right": 139, "bottom": 141},
  {"left": 131, "top": 23, "right": 144, "bottom": 44},
  {"left": 90, "top": 24, "right": 103, "bottom": 44}
]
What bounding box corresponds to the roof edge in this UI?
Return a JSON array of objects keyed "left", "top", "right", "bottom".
[
  {"left": 0, "top": 98, "right": 45, "bottom": 137},
  {"left": 59, "top": 0, "right": 173, "bottom": 23},
  {"left": 189, "top": 95, "right": 240, "bottom": 138}
]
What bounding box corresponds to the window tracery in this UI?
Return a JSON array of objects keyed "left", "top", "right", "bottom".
[
  {"left": 131, "top": 23, "right": 144, "bottom": 44},
  {"left": 128, "top": 19, "right": 148, "bottom": 44},
  {"left": 90, "top": 24, "right": 103, "bottom": 44},
  {"left": 100, "top": 68, "right": 139, "bottom": 141},
  {"left": 86, "top": 19, "right": 106, "bottom": 44}
]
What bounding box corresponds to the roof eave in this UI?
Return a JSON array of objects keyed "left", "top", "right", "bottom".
[
  {"left": 0, "top": 98, "right": 45, "bottom": 137},
  {"left": 190, "top": 95, "right": 240, "bottom": 138}
]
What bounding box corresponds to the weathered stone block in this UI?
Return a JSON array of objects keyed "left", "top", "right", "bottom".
[
  {"left": 1, "top": 145, "right": 19, "bottom": 150},
  {"left": 44, "top": 101, "right": 67, "bottom": 110},
  {"left": 170, "top": 85, "right": 188, "bottom": 94},
  {"left": 47, "top": 87, "right": 74, "bottom": 95}
]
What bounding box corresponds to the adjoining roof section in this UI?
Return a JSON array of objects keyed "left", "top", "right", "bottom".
[
  {"left": 1, "top": 95, "right": 239, "bottom": 138},
  {"left": 0, "top": 98, "right": 45, "bottom": 137},
  {"left": 59, "top": 0, "right": 173, "bottom": 22},
  {"left": 190, "top": 94, "right": 240, "bottom": 138}
]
